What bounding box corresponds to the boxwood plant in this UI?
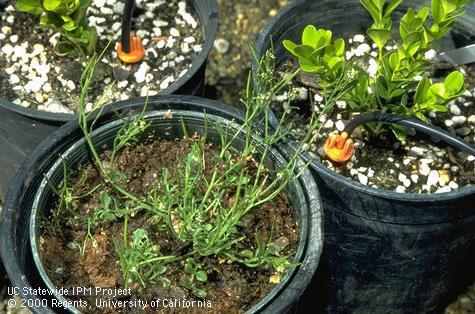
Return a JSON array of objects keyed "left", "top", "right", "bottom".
[
  {"left": 283, "top": 0, "right": 468, "bottom": 140},
  {"left": 16, "top": 0, "right": 97, "bottom": 56}
]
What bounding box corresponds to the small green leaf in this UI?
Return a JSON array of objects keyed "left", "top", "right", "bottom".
[
  {"left": 238, "top": 249, "right": 254, "bottom": 259},
  {"left": 414, "top": 77, "right": 430, "bottom": 104},
  {"left": 444, "top": 71, "right": 464, "bottom": 95},
  {"left": 191, "top": 287, "right": 207, "bottom": 299},
  {"left": 43, "top": 0, "right": 62, "bottom": 11},
  {"left": 389, "top": 89, "right": 405, "bottom": 99},
  {"left": 54, "top": 41, "right": 75, "bottom": 56},
  {"left": 16, "top": 0, "right": 43, "bottom": 14},
  {"left": 384, "top": 0, "right": 403, "bottom": 17},
  {"left": 298, "top": 58, "right": 320, "bottom": 73},
  {"left": 360, "top": 0, "right": 381, "bottom": 22},
  {"left": 327, "top": 56, "right": 343, "bottom": 70},
  {"left": 302, "top": 25, "right": 318, "bottom": 47},
  {"left": 100, "top": 192, "right": 112, "bottom": 209},
  {"left": 294, "top": 45, "right": 315, "bottom": 58},
  {"left": 160, "top": 277, "right": 171, "bottom": 288},
  {"left": 156, "top": 266, "right": 167, "bottom": 275},
  {"left": 40, "top": 13, "right": 64, "bottom": 28},
  {"left": 432, "top": 0, "right": 444, "bottom": 23},
  {"left": 391, "top": 124, "right": 407, "bottom": 141},
  {"left": 417, "top": 6, "right": 430, "bottom": 21},
  {"left": 195, "top": 270, "right": 208, "bottom": 283},
  {"left": 184, "top": 259, "right": 195, "bottom": 274},
  {"left": 427, "top": 101, "right": 449, "bottom": 112},
  {"left": 389, "top": 52, "right": 399, "bottom": 70},
  {"left": 282, "top": 40, "right": 298, "bottom": 56},
  {"left": 415, "top": 111, "right": 429, "bottom": 123},
  {"left": 429, "top": 82, "right": 446, "bottom": 98},
  {"left": 333, "top": 38, "right": 345, "bottom": 56},
  {"left": 442, "top": 0, "right": 457, "bottom": 14},
  {"left": 367, "top": 27, "right": 391, "bottom": 50}
]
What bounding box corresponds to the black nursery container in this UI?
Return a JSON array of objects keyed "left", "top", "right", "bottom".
[
  {"left": 0, "top": 95, "right": 323, "bottom": 314},
  {"left": 255, "top": 0, "right": 475, "bottom": 313},
  {"left": 0, "top": 0, "right": 218, "bottom": 201}
]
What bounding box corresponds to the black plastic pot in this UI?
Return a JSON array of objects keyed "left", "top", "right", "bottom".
[
  {"left": 0, "top": 95, "right": 323, "bottom": 314},
  {"left": 0, "top": 0, "right": 218, "bottom": 201},
  {"left": 255, "top": 0, "right": 475, "bottom": 313}
]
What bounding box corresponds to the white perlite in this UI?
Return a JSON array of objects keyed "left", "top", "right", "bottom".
[
  {"left": 134, "top": 62, "right": 150, "bottom": 84},
  {"left": 426, "top": 170, "right": 440, "bottom": 187},
  {"left": 357, "top": 173, "right": 368, "bottom": 185}
]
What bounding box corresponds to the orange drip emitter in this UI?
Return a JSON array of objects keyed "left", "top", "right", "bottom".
[
  {"left": 117, "top": 0, "right": 144, "bottom": 64},
  {"left": 118, "top": 33, "right": 145, "bottom": 64},
  {"left": 323, "top": 131, "right": 355, "bottom": 163}
]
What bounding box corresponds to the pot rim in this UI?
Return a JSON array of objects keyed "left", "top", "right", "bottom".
[{"left": 254, "top": 0, "right": 475, "bottom": 203}]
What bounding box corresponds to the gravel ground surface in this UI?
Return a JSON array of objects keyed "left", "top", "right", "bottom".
[{"left": 1, "top": 0, "right": 474, "bottom": 313}]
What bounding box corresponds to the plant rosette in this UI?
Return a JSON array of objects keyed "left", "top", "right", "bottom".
[
  {"left": 0, "top": 0, "right": 217, "bottom": 114},
  {"left": 259, "top": 0, "right": 475, "bottom": 195}
]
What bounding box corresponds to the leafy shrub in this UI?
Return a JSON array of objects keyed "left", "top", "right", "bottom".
[{"left": 284, "top": 0, "right": 468, "bottom": 140}]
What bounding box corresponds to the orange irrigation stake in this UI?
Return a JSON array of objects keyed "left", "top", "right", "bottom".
[
  {"left": 323, "top": 131, "right": 354, "bottom": 163},
  {"left": 118, "top": 33, "right": 145, "bottom": 64}
]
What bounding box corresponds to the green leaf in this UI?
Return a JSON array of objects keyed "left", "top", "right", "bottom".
[
  {"left": 316, "top": 29, "right": 332, "bottom": 48},
  {"left": 156, "top": 266, "right": 167, "bottom": 275},
  {"left": 391, "top": 124, "right": 407, "bottom": 141},
  {"left": 283, "top": 40, "right": 298, "bottom": 56},
  {"left": 367, "top": 27, "right": 390, "bottom": 50},
  {"left": 429, "top": 82, "right": 446, "bottom": 98},
  {"left": 302, "top": 25, "right": 318, "bottom": 47},
  {"left": 294, "top": 45, "right": 315, "bottom": 58},
  {"left": 414, "top": 77, "right": 430, "bottom": 104},
  {"left": 444, "top": 71, "right": 464, "bottom": 95},
  {"left": 333, "top": 38, "right": 345, "bottom": 56},
  {"left": 427, "top": 101, "right": 449, "bottom": 112},
  {"left": 327, "top": 56, "right": 343, "bottom": 70},
  {"left": 100, "top": 192, "right": 112, "bottom": 209},
  {"left": 442, "top": 0, "right": 457, "bottom": 14},
  {"left": 415, "top": 111, "right": 429, "bottom": 123},
  {"left": 191, "top": 287, "right": 207, "bottom": 299},
  {"left": 417, "top": 6, "right": 430, "bottom": 21},
  {"left": 43, "top": 0, "right": 62, "bottom": 11},
  {"left": 389, "top": 52, "right": 399, "bottom": 70},
  {"left": 360, "top": 0, "right": 381, "bottom": 22},
  {"left": 40, "top": 13, "right": 63, "bottom": 27},
  {"left": 238, "top": 249, "right": 254, "bottom": 259},
  {"left": 432, "top": 0, "right": 445, "bottom": 23},
  {"left": 298, "top": 58, "right": 320, "bottom": 73},
  {"left": 16, "top": 0, "right": 44, "bottom": 15},
  {"left": 384, "top": 0, "right": 403, "bottom": 17},
  {"left": 390, "top": 88, "right": 405, "bottom": 98},
  {"left": 78, "top": 0, "right": 91, "bottom": 9},
  {"left": 185, "top": 260, "right": 195, "bottom": 274},
  {"left": 195, "top": 270, "right": 208, "bottom": 283},
  {"left": 54, "top": 40, "right": 75, "bottom": 56}
]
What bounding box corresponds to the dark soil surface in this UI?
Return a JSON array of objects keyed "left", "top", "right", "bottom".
[
  {"left": 39, "top": 137, "right": 297, "bottom": 313},
  {"left": 0, "top": 0, "right": 202, "bottom": 112}
]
